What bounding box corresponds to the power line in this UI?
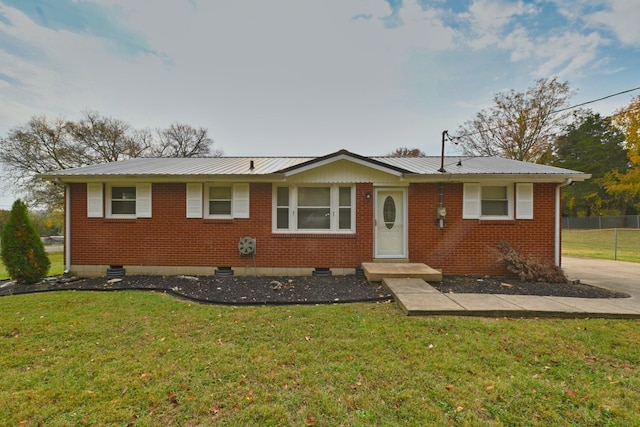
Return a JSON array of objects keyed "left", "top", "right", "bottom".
[
  {"left": 451, "top": 85, "right": 640, "bottom": 140},
  {"left": 553, "top": 86, "right": 640, "bottom": 114}
]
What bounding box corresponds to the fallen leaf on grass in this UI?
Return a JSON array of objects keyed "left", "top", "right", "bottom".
[
  {"left": 167, "top": 393, "right": 179, "bottom": 406},
  {"left": 485, "top": 385, "right": 494, "bottom": 392},
  {"left": 445, "top": 384, "right": 454, "bottom": 391},
  {"left": 565, "top": 390, "right": 578, "bottom": 397}
]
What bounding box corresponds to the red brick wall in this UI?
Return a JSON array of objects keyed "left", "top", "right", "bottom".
[
  {"left": 68, "top": 181, "right": 558, "bottom": 276},
  {"left": 68, "top": 182, "right": 375, "bottom": 270},
  {"left": 408, "top": 182, "right": 558, "bottom": 276}
]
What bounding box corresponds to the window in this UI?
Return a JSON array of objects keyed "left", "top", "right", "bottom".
[
  {"left": 481, "top": 186, "right": 508, "bottom": 216},
  {"left": 274, "top": 185, "right": 354, "bottom": 232},
  {"left": 99, "top": 183, "right": 152, "bottom": 218},
  {"left": 111, "top": 186, "right": 137, "bottom": 215},
  {"left": 463, "top": 183, "right": 533, "bottom": 220},
  {"left": 186, "top": 183, "right": 250, "bottom": 219},
  {"left": 208, "top": 185, "right": 232, "bottom": 217}
]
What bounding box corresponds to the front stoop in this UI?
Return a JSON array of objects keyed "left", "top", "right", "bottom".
[{"left": 361, "top": 262, "right": 442, "bottom": 282}]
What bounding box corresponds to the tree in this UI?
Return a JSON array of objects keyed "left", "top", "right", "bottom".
[
  {"left": 550, "top": 111, "right": 629, "bottom": 216},
  {"left": 387, "top": 147, "right": 426, "bottom": 157},
  {"left": 456, "top": 77, "right": 572, "bottom": 163},
  {"left": 154, "top": 123, "right": 219, "bottom": 158},
  {"left": 1, "top": 200, "right": 50, "bottom": 284},
  {"left": 66, "top": 111, "right": 151, "bottom": 162},
  {"left": 604, "top": 95, "right": 640, "bottom": 212},
  {"left": 0, "top": 112, "right": 222, "bottom": 211}
]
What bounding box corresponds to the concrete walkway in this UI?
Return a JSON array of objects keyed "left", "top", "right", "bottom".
[{"left": 384, "top": 256, "right": 640, "bottom": 318}]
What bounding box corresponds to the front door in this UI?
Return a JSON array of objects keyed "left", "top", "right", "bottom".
[{"left": 375, "top": 188, "right": 407, "bottom": 258}]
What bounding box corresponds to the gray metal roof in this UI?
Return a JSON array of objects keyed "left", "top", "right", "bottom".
[
  {"left": 374, "top": 155, "right": 586, "bottom": 176},
  {"left": 39, "top": 150, "right": 590, "bottom": 182}
]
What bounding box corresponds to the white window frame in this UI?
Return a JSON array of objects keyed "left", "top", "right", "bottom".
[
  {"left": 273, "top": 184, "right": 355, "bottom": 233},
  {"left": 187, "top": 183, "right": 250, "bottom": 219},
  {"left": 105, "top": 183, "right": 152, "bottom": 218},
  {"left": 463, "top": 182, "right": 534, "bottom": 220},
  {"left": 463, "top": 182, "right": 514, "bottom": 220},
  {"left": 205, "top": 184, "right": 234, "bottom": 218}
]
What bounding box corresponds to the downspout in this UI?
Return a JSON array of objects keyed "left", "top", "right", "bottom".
[
  {"left": 65, "top": 184, "right": 71, "bottom": 273},
  {"left": 555, "top": 179, "right": 572, "bottom": 267}
]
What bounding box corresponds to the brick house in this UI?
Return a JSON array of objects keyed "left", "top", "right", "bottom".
[{"left": 40, "top": 149, "right": 589, "bottom": 278}]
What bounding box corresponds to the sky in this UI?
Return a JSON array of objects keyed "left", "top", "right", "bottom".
[{"left": 1, "top": 0, "right": 639, "bottom": 209}]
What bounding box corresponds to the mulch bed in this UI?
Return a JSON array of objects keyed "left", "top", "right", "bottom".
[{"left": 0, "top": 273, "right": 629, "bottom": 304}]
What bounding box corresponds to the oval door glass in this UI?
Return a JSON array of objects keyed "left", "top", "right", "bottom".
[{"left": 383, "top": 196, "right": 396, "bottom": 229}]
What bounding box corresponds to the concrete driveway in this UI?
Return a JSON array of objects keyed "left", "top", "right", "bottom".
[
  {"left": 562, "top": 256, "right": 640, "bottom": 297},
  {"left": 386, "top": 256, "right": 640, "bottom": 317}
]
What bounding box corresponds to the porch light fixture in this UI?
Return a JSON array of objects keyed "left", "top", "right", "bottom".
[{"left": 365, "top": 192, "right": 371, "bottom": 199}]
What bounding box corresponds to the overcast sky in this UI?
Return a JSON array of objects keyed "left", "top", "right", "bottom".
[{"left": 1, "top": 0, "right": 640, "bottom": 209}]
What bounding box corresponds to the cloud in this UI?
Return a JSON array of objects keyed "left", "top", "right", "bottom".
[
  {"left": 587, "top": 0, "right": 640, "bottom": 46},
  {"left": 461, "top": 0, "right": 537, "bottom": 48}
]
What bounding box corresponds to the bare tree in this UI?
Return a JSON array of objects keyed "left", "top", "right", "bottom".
[
  {"left": 0, "top": 112, "right": 221, "bottom": 210},
  {"left": 154, "top": 123, "right": 220, "bottom": 158},
  {"left": 66, "top": 111, "right": 151, "bottom": 163},
  {"left": 387, "top": 147, "right": 426, "bottom": 157},
  {"left": 455, "top": 77, "right": 572, "bottom": 163}
]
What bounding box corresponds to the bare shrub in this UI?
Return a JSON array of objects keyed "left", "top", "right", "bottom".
[{"left": 496, "top": 241, "right": 568, "bottom": 283}]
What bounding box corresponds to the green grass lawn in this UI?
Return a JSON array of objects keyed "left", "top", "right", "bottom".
[
  {"left": 0, "top": 250, "right": 63, "bottom": 280},
  {"left": 1, "top": 291, "right": 639, "bottom": 425},
  {"left": 563, "top": 229, "right": 640, "bottom": 263}
]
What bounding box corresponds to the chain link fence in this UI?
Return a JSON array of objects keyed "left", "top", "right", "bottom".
[
  {"left": 563, "top": 215, "right": 640, "bottom": 229},
  {"left": 562, "top": 217, "right": 640, "bottom": 262}
]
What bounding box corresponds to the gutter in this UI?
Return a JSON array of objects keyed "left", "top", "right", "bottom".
[
  {"left": 555, "top": 179, "right": 573, "bottom": 267},
  {"left": 65, "top": 185, "right": 71, "bottom": 274}
]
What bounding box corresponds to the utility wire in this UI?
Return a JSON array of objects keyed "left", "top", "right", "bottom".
[{"left": 450, "top": 85, "right": 640, "bottom": 140}]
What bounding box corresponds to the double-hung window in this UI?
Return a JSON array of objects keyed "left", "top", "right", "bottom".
[
  {"left": 463, "top": 183, "right": 533, "bottom": 220},
  {"left": 207, "top": 185, "right": 233, "bottom": 217},
  {"left": 274, "top": 185, "right": 354, "bottom": 232},
  {"left": 111, "top": 186, "right": 137, "bottom": 215},
  {"left": 86, "top": 183, "right": 152, "bottom": 218},
  {"left": 186, "top": 183, "right": 250, "bottom": 219}
]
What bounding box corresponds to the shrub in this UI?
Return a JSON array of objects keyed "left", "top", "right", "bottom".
[
  {"left": 1, "top": 200, "right": 50, "bottom": 284},
  {"left": 496, "top": 240, "right": 568, "bottom": 283}
]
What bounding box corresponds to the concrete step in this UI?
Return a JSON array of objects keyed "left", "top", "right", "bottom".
[{"left": 361, "top": 262, "right": 442, "bottom": 282}]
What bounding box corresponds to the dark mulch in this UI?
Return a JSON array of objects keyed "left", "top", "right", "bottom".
[
  {"left": 432, "top": 276, "right": 629, "bottom": 299},
  {"left": 0, "top": 273, "right": 629, "bottom": 304},
  {"left": 0, "top": 275, "right": 393, "bottom": 305}
]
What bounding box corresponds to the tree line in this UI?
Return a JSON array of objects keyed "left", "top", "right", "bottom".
[
  {"left": 0, "top": 111, "right": 220, "bottom": 212},
  {"left": 2, "top": 80, "right": 640, "bottom": 218},
  {"left": 453, "top": 78, "right": 639, "bottom": 216}
]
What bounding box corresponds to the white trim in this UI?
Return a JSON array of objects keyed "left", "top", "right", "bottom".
[
  {"left": 463, "top": 182, "right": 514, "bottom": 220},
  {"left": 283, "top": 153, "right": 404, "bottom": 177},
  {"left": 462, "top": 183, "right": 480, "bottom": 219},
  {"left": 204, "top": 183, "right": 233, "bottom": 218},
  {"left": 136, "top": 183, "right": 152, "bottom": 218},
  {"left": 515, "top": 183, "right": 534, "bottom": 219},
  {"left": 86, "top": 183, "right": 103, "bottom": 218},
  {"left": 233, "top": 183, "right": 250, "bottom": 219},
  {"left": 106, "top": 184, "right": 139, "bottom": 218},
  {"left": 272, "top": 184, "right": 355, "bottom": 233},
  {"left": 374, "top": 187, "right": 408, "bottom": 258},
  {"left": 186, "top": 183, "right": 203, "bottom": 218},
  {"left": 65, "top": 185, "right": 71, "bottom": 273},
  {"left": 555, "top": 179, "right": 573, "bottom": 266}
]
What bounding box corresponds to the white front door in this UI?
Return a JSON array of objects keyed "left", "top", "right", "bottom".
[{"left": 375, "top": 188, "right": 407, "bottom": 258}]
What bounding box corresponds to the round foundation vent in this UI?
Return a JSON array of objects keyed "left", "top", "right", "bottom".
[{"left": 238, "top": 237, "right": 256, "bottom": 255}]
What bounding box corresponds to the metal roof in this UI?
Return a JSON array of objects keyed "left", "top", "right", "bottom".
[
  {"left": 374, "top": 155, "right": 587, "bottom": 176},
  {"left": 38, "top": 150, "right": 590, "bottom": 182}
]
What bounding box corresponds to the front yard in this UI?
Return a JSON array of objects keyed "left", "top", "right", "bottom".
[{"left": 1, "top": 291, "right": 638, "bottom": 425}]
